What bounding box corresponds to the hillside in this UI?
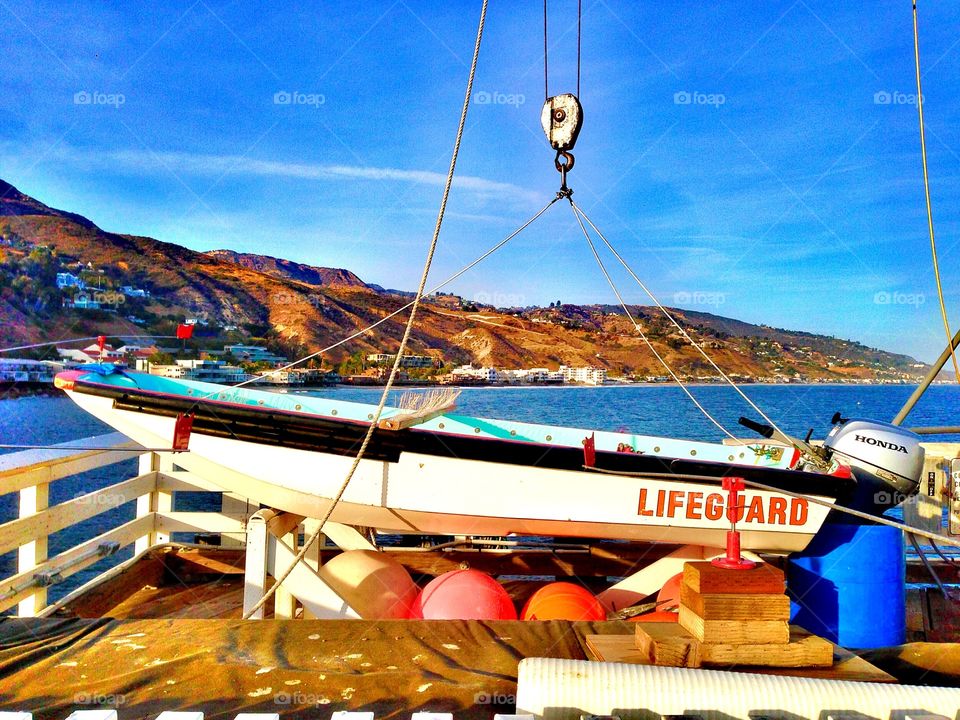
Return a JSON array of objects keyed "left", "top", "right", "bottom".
[
  {"left": 0, "top": 179, "right": 930, "bottom": 381},
  {"left": 205, "top": 249, "right": 368, "bottom": 289}
]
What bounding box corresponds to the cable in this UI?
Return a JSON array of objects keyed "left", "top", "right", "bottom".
[
  {"left": 0, "top": 335, "right": 179, "bottom": 354},
  {"left": 242, "top": 0, "right": 490, "bottom": 619},
  {"left": 568, "top": 201, "right": 738, "bottom": 441},
  {"left": 571, "top": 200, "right": 822, "bottom": 465},
  {"left": 543, "top": 0, "right": 549, "bottom": 101},
  {"left": 577, "top": 0, "right": 582, "bottom": 97},
  {"left": 909, "top": 532, "right": 950, "bottom": 597},
  {"left": 913, "top": 1, "right": 960, "bottom": 385}
]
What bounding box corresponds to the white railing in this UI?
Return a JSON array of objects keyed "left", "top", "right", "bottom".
[{"left": 0, "top": 433, "right": 250, "bottom": 617}]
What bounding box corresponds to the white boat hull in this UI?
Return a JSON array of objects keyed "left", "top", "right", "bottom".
[{"left": 67, "top": 389, "right": 832, "bottom": 552}]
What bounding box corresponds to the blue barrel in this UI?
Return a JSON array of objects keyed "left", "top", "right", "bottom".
[{"left": 787, "top": 522, "right": 905, "bottom": 648}]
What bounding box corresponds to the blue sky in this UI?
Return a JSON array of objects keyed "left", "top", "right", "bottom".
[{"left": 2, "top": 2, "right": 960, "bottom": 362}]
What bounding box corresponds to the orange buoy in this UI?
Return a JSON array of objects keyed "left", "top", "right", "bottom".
[
  {"left": 520, "top": 582, "right": 606, "bottom": 621},
  {"left": 411, "top": 569, "right": 517, "bottom": 620}
]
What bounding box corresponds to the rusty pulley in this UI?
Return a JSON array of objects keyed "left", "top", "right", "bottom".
[{"left": 541, "top": 93, "right": 583, "bottom": 193}]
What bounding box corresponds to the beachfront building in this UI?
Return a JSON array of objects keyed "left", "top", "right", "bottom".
[
  {"left": 366, "top": 353, "right": 435, "bottom": 368},
  {"left": 148, "top": 359, "right": 251, "bottom": 384},
  {"left": 450, "top": 365, "right": 501, "bottom": 384},
  {"left": 559, "top": 365, "right": 608, "bottom": 385},
  {"left": 223, "top": 344, "right": 287, "bottom": 365}
]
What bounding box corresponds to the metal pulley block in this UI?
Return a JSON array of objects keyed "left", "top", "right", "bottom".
[
  {"left": 541, "top": 93, "right": 583, "bottom": 194},
  {"left": 540, "top": 93, "right": 583, "bottom": 152}
]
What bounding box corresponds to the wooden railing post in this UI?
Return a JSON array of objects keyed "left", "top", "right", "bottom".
[
  {"left": 135, "top": 452, "right": 159, "bottom": 555},
  {"left": 242, "top": 510, "right": 271, "bottom": 620},
  {"left": 17, "top": 481, "right": 49, "bottom": 616}
]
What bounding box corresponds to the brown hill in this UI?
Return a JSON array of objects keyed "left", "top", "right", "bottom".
[
  {"left": 0, "top": 179, "right": 928, "bottom": 380},
  {"left": 205, "top": 249, "right": 368, "bottom": 289}
]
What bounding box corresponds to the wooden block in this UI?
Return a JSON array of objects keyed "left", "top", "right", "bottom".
[
  {"left": 634, "top": 622, "right": 701, "bottom": 667},
  {"left": 632, "top": 623, "right": 830, "bottom": 668},
  {"left": 680, "top": 583, "right": 790, "bottom": 621},
  {"left": 683, "top": 561, "right": 785, "bottom": 595},
  {"left": 679, "top": 605, "right": 789, "bottom": 644},
  {"left": 590, "top": 632, "right": 896, "bottom": 681}
]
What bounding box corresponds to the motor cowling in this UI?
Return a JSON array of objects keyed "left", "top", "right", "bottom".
[{"left": 823, "top": 418, "right": 924, "bottom": 513}]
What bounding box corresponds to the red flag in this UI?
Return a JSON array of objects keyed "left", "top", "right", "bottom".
[
  {"left": 582, "top": 432, "right": 596, "bottom": 468},
  {"left": 176, "top": 323, "right": 194, "bottom": 339},
  {"left": 173, "top": 412, "right": 194, "bottom": 451}
]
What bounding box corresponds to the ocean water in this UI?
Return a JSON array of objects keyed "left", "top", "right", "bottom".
[{"left": 1, "top": 383, "right": 958, "bottom": 604}]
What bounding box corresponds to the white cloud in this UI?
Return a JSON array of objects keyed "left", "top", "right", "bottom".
[{"left": 43, "top": 145, "right": 543, "bottom": 206}]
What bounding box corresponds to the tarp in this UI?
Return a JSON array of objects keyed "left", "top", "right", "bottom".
[{"left": 0, "top": 617, "right": 627, "bottom": 719}]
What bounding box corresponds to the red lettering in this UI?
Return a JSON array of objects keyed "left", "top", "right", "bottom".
[
  {"left": 769, "top": 497, "right": 788, "bottom": 525},
  {"left": 686, "top": 492, "right": 704, "bottom": 520},
  {"left": 637, "top": 488, "right": 653, "bottom": 516},
  {"left": 744, "top": 496, "right": 765, "bottom": 523},
  {"left": 790, "top": 498, "right": 809, "bottom": 526},
  {"left": 656, "top": 489, "right": 665, "bottom": 516},
  {"left": 704, "top": 493, "right": 724, "bottom": 521},
  {"left": 666, "top": 490, "right": 684, "bottom": 517}
]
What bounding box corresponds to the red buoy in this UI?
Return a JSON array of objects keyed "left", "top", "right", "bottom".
[{"left": 410, "top": 569, "right": 517, "bottom": 620}]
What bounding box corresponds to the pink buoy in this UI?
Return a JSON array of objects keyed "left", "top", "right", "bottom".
[{"left": 411, "top": 569, "right": 517, "bottom": 620}]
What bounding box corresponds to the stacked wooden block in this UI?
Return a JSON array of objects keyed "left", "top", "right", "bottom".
[{"left": 634, "top": 561, "right": 834, "bottom": 668}]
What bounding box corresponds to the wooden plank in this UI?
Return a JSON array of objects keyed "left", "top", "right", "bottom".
[
  {"left": 678, "top": 605, "right": 789, "bottom": 644},
  {"left": 0, "top": 514, "right": 153, "bottom": 614},
  {"left": 635, "top": 623, "right": 835, "bottom": 668},
  {"left": 683, "top": 561, "right": 785, "bottom": 595},
  {"left": 0, "top": 433, "right": 142, "bottom": 493},
  {"left": 17, "top": 481, "right": 49, "bottom": 616},
  {"left": 164, "top": 548, "right": 247, "bottom": 578},
  {"left": 380, "top": 543, "right": 682, "bottom": 578},
  {"left": 680, "top": 583, "right": 790, "bottom": 621},
  {"left": 155, "top": 511, "right": 247, "bottom": 535},
  {"left": 157, "top": 470, "right": 229, "bottom": 493},
  {"left": 591, "top": 632, "right": 895, "bottom": 682},
  {"left": 0, "top": 472, "right": 156, "bottom": 556},
  {"left": 634, "top": 622, "right": 700, "bottom": 667}
]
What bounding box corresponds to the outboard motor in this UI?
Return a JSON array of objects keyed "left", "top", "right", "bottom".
[{"left": 823, "top": 417, "right": 924, "bottom": 515}]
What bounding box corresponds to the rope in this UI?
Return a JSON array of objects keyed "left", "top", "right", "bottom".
[
  {"left": 583, "top": 464, "right": 960, "bottom": 550},
  {"left": 568, "top": 201, "right": 738, "bottom": 440},
  {"left": 0, "top": 335, "right": 180, "bottom": 354},
  {"left": 570, "top": 200, "right": 824, "bottom": 465},
  {"left": 242, "top": 0, "right": 490, "bottom": 619},
  {"left": 913, "top": 1, "right": 960, "bottom": 384}
]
